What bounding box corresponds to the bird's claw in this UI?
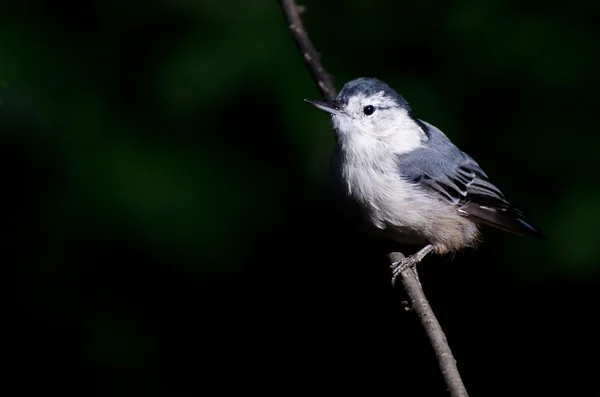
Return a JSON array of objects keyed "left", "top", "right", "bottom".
[{"left": 390, "top": 256, "right": 418, "bottom": 286}]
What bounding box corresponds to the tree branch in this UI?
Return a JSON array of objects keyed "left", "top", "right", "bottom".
[
  {"left": 278, "top": 0, "right": 337, "bottom": 101},
  {"left": 388, "top": 253, "right": 469, "bottom": 397},
  {"left": 278, "top": 1, "right": 469, "bottom": 396}
]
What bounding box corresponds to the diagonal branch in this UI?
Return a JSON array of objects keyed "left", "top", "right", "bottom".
[
  {"left": 388, "top": 253, "right": 469, "bottom": 397},
  {"left": 278, "top": 2, "right": 469, "bottom": 396},
  {"left": 278, "top": 0, "right": 337, "bottom": 101}
]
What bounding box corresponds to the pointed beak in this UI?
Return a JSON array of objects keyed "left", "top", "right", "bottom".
[{"left": 304, "top": 99, "right": 342, "bottom": 115}]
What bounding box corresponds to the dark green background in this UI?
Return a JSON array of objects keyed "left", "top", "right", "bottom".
[{"left": 2, "top": 0, "right": 599, "bottom": 395}]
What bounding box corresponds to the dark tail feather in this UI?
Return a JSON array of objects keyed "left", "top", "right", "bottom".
[{"left": 461, "top": 202, "right": 545, "bottom": 239}]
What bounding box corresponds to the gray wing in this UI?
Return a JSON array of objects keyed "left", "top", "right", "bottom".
[{"left": 396, "top": 121, "right": 543, "bottom": 238}]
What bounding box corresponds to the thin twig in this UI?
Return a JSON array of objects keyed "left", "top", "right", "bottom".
[
  {"left": 278, "top": 0, "right": 337, "bottom": 100},
  {"left": 278, "top": 2, "right": 469, "bottom": 396},
  {"left": 389, "top": 253, "right": 469, "bottom": 397}
]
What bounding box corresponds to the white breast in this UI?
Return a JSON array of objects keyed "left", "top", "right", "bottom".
[
  {"left": 331, "top": 137, "right": 479, "bottom": 249},
  {"left": 333, "top": 137, "right": 427, "bottom": 232}
]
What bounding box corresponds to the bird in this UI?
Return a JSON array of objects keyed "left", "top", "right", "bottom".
[{"left": 305, "top": 77, "right": 544, "bottom": 285}]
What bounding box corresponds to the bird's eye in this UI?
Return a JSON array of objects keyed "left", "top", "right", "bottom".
[{"left": 363, "top": 105, "right": 375, "bottom": 116}]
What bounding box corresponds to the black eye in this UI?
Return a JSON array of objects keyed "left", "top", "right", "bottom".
[{"left": 363, "top": 105, "right": 375, "bottom": 116}]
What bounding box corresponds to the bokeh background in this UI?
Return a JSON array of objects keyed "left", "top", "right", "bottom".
[{"left": 2, "top": 0, "right": 599, "bottom": 395}]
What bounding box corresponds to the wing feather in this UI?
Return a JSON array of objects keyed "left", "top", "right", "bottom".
[{"left": 396, "top": 122, "right": 543, "bottom": 238}]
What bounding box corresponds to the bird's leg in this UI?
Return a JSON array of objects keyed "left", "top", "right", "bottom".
[{"left": 390, "top": 244, "right": 435, "bottom": 286}]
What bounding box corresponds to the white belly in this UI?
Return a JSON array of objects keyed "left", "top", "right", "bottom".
[{"left": 330, "top": 144, "right": 479, "bottom": 250}]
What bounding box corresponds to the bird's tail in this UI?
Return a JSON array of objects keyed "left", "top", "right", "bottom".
[{"left": 461, "top": 202, "right": 545, "bottom": 239}]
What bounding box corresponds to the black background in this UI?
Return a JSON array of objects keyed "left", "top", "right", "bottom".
[{"left": 2, "top": 0, "right": 600, "bottom": 395}]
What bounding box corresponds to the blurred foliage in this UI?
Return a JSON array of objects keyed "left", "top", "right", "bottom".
[{"left": 2, "top": 0, "right": 600, "bottom": 396}]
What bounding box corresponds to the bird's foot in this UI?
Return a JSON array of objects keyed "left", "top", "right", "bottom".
[
  {"left": 390, "top": 255, "right": 420, "bottom": 286},
  {"left": 389, "top": 244, "right": 435, "bottom": 287}
]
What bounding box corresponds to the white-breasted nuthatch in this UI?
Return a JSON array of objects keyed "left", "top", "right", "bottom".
[{"left": 306, "top": 77, "right": 543, "bottom": 284}]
